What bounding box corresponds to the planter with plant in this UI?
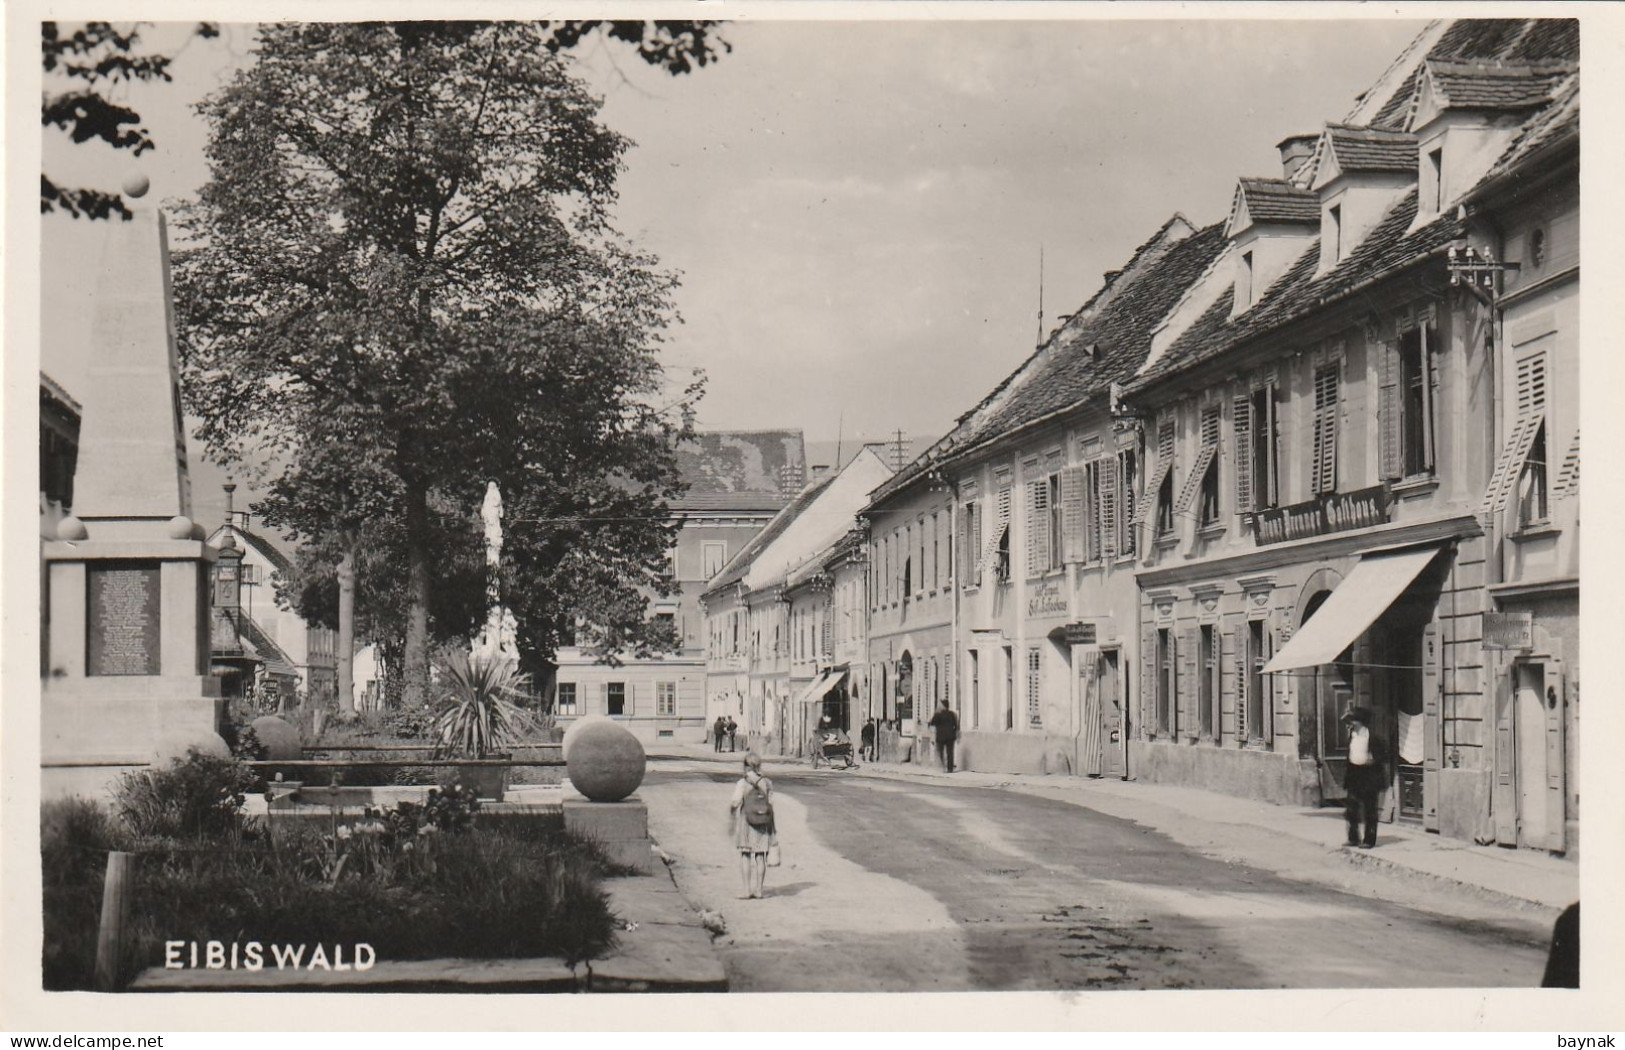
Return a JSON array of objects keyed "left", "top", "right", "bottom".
[{"left": 432, "top": 651, "right": 530, "bottom": 801}]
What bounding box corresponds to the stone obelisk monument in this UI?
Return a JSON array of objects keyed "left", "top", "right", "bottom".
[{"left": 41, "top": 176, "right": 224, "bottom": 801}]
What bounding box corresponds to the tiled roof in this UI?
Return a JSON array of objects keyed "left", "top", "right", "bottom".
[
  {"left": 1325, "top": 125, "right": 1418, "bottom": 175},
  {"left": 1426, "top": 58, "right": 1574, "bottom": 111},
  {"left": 1236, "top": 178, "right": 1320, "bottom": 226},
  {"left": 671, "top": 491, "right": 787, "bottom": 513},
  {"left": 1367, "top": 18, "right": 1578, "bottom": 130},
  {"left": 868, "top": 216, "right": 1223, "bottom": 503},
  {"left": 1469, "top": 73, "right": 1579, "bottom": 196},
  {"left": 701, "top": 474, "right": 837, "bottom": 595},
  {"left": 40, "top": 372, "right": 82, "bottom": 415},
  {"left": 1130, "top": 190, "right": 1463, "bottom": 392}
]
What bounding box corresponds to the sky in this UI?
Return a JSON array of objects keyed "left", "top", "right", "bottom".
[{"left": 40, "top": 15, "right": 1431, "bottom": 482}]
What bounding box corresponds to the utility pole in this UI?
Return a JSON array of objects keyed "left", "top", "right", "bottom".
[
  {"left": 1037, "top": 244, "right": 1046, "bottom": 347},
  {"left": 892, "top": 429, "right": 908, "bottom": 472}
]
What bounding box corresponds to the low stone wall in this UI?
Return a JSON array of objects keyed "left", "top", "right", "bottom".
[{"left": 1127, "top": 740, "right": 1321, "bottom": 807}]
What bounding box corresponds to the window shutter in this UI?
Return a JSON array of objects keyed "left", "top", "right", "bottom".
[
  {"left": 1179, "top": 626, "right": 1196, "bottom": 739},
  {"left": 1117, "top": 450, "right": 1137, "bottom": 554},
  {"left": 1175, "top": 411, "right": 1219, "bottom": 515},
  {"left": 1379, "top": 341, "right": 1402, "bottom": 480},
  {"left": 1233, "top": 394, "right": 1254, "bottom": 513},
  {"left": 1061, "top": 465, "right": 1087, "bottom": 563},
  {"left": 1027, "top": 479, "right": 1051, "bottom": 577},
  {"left": 1481, "top": 354, "right": 1548, "bottom": 525},
  {"left": 1132, "top": 423, "right": 1176, "bottom": 526},
  {"left": 1234, "top": 620, "right": 1249, "bottom": 740},
  {"left": 1264, "top": 382, "right": 1279, "bottom": 508},
  {"left": 1421, "top": 326, "right": 1438, "bottom": 472},
  {"left": 1552, "top": 428, "right": 1580, "bottom": 500},
  {"left": 1141, "top": 623, "right": 1158, "bottom": 736},
  {"left": 1098, "top": 456, "right": 1118, "bottom": 560},
  {"left": 949, "top": 507, "right": 962, "bottom": 588},
  {"left": 1312, "top": 366, "right": 1339, "bottom": 494}
]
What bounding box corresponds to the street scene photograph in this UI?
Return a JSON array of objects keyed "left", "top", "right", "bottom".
[{"left": 9, "top": 1, "right": 1616, "bottom": 1034}]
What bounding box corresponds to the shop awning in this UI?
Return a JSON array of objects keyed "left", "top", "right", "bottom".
[
  {"left": 1262, "top": 546, "right": 1442, "bottom": 673},
  {"left": 793, "top": 669, "right": 843, "bottom": 706},
  {"left": 793, "top": 676, "right": 845, "bottom": 708}
]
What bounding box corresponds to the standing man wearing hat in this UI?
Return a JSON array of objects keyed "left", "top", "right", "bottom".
[{"left": 1342, "top": 706, "right": 1386, "bottom": 849}]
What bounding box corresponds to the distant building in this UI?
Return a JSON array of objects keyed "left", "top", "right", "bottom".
[
  {"left": 552, "top": 430, "right": 805, "bottom": 745},
  {"left": 39, "top": 374, "right": 80, "bottom": 542},
  {"left": 701, "top": 447, "right": 894, "bottom": 753}
]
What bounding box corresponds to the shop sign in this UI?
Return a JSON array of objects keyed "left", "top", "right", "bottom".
[
  {"left": 1064, "top": 622, "right": 1097, "bottom": 646},
  {"left": 1028, "top": 580, "right": 1067, "bottom": 619},
  {"left": 1252, "top": 484, "right": 1390, "bottom": 546},
  {"left": 1483, "top": 610, "right": 1533, "bottom": 651}
]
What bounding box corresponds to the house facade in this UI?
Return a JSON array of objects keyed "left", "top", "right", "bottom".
[
  {"left": 552, "top": 430, "right": 802, "bottom": 745},
  {"left": 1116, "top": 18, "right": 1577, "bottom": 849},
  {"left": 862, "top": 470, "right": 956, "bottom": 763},
  {"left": 701, "top": 448, "right": 893, "bottom": 753}
]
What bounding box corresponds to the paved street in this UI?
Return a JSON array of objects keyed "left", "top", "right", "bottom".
[{"left": 641, "top": 760, "right": 1550, "bottom": 992}]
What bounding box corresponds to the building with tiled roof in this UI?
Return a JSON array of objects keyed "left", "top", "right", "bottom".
[
  {"left": 550, "top": 429, "right": 804, "bottom": 744},
  {"left": 700, "top": 447, "right": 893, "bottom": 749},
  {"left": 1103, "top": 17, "right": 1577, "bottom": 853}
]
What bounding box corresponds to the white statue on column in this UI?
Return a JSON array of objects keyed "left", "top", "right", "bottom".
[{"left": 473, "top": 480, "right": 520, "bottom": 663}]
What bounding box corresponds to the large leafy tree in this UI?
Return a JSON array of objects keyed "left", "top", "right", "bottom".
[{"left": 175, "top": 21, "right": 719, "bottom": 707}]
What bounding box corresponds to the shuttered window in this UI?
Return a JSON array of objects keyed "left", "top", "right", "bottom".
[
  {"left": 1176, "top": 407, "right": 1220, "bottom": 518},
  {"left": 1116, "top": 447, "right": 1137, "bottom": 555},
  {"left": 1481, "top": 352, "right": 1548, "bottom": 526},
  {"left": 1311, "top": 365, "right": 1340, "bottom": 494},
  {"left": 1061, "top": 465, "right": 1087, "bottom": 564},
  {"left": 1026, "top": 474, "right": 1061, "bottom": 576},
  {"left": 1551, "top": 428, "right": 1581, "bottom": 501},
  {"left": 1136, "top": 420, "right": 1176, "bottom": 529},
  {"left": 1382, "top": 326, "right": 1438, "bottom": 480}
]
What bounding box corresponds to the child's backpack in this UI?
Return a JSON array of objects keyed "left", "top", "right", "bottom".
[{"left": 742, "top": 780, "right": 774, "bottom": 829}]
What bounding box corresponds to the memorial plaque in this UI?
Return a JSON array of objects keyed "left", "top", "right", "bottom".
[{"left": 87, "top": 563, "right": 162, "bottom": 675}]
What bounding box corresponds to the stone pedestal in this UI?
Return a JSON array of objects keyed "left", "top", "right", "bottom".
[
  {"left": 39, "top": 204, "right": 222, "bottom": 802},
  {"left": 563, "top": 796, "right": 654, "bottom": 875}
]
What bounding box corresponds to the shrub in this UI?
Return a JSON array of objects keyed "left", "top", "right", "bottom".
[{"left": 113, "top": 749, "right": 259, "bottom": 842}]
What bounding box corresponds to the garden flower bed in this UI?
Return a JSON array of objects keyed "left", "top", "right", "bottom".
[{"left": 42, "top": 751, "right": 624, "bottom": 991}]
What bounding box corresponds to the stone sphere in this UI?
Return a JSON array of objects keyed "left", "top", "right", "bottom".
[
  {"left": 56, "top": 516, "right": 88, "bottom": 541},
  {"left": 561, "top": 714, "right": 615, "bottom": 761},
  {"left": 151, "top": 729, "right": 231, "bottom": 767},
  {"left": 122, "top": 173, "right": 150, "bottom": 198},
  {"left": 250, "top": 715, "right": 303, "bottom": 761},
  {"left": 167, "top": 515, "right": 196, "bottom": 540},
  {"left": 566, "top": 720, "right": 645, "bottom": 802}
]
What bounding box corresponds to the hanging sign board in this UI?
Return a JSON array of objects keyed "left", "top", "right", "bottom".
[{"left": 1482, "top": 610, "right": 1533, "bottom": 651}]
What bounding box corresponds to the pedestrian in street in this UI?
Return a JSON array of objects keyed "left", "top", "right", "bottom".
[
  {"left": 860, "top": 718, "right": 876, "bottom": 762},
  {"left": 726, "top": 716, "right": 739, "bottom": 752},
  {"left": 713, "top": 715, "right": 727, "bottom": 753},
  {"left": 728, "top": 751, "right": 776, "bottom": 899},
  {"left": 1342, "top": 706, "right": 1386, "bottom": 849},
  {"left": 929, "top": 700, "right": 959, "bottom": 773}
]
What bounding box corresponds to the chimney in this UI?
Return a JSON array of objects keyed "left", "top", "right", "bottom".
[
  {"left": 808, "top": 464, "right": 830, "bottom": 485},
  {"left": 1276, "top": 134, "right": 1319, "bottom": 182}
]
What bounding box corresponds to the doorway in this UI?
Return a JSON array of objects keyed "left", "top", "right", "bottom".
[{"left": 1099, "top": 648, "right": 1125, "bottom": 778}]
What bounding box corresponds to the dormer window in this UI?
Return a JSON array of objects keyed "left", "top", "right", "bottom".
[
  {"left": 1327, "top": 205, "right": 1342, "bottom": 262},
  {"left": 1238, "top": 251, "right": 1254, "bottom": 309},
  {"left": 1428, "top": 148, "right": 1444, "bottom": 213}
]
